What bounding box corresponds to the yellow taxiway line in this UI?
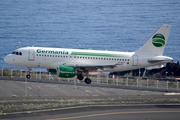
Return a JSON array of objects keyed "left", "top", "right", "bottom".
[{"left": 47, "top": 110, "right": 180, "bottom": 120}]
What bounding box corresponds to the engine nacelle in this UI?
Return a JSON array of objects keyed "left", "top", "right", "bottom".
[{"left": 57, "top": 66, "right": 76, "bottom": 78}]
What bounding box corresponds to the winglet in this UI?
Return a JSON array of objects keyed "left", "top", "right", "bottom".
[{"left": 135, "top": 24, "right": 171, "bottom": 55}]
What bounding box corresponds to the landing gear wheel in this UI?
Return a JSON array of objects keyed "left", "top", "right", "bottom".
[
  {"left": 77, "top": 75, "right": 84, "bottom": 80},
  {"left": 26, "top": 74, "right": 31, "bottom": 79},
  {"left": 84, "top": 77, "right": 91, "bottom": 84},
  {"left": 26, "top": 68, "right": 32, "bottom": 79}
]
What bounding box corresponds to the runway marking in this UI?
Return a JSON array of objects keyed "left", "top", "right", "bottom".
[
  {"left": 164, "top": 93, "right": 180, "bottom": 95},
  {"left": 36, "top": 85, "right": 54, "bottom": 96},
  {"left": 11, "top": 83, "right": 26, "bottom": 92},
  {"left": 75, "top": 89, "right": 89, "bottom": 96},
  {"left": 56, "top": 87, "right": 71, "bottom": 96},
  {"left": 103, "top": 88, "right": 122, "bottom": 96},
  {"left": 11, "top": 83, "right": 32, "bottom": 96},
  {"left": 85, "top": 90, "right": 92, "bottom": 93},
  {"left": 95, "top": 90, "right": 106, "bottom": 96},
  {"left": 47, "top": 110, "right": 180, "bottom": 120},
  {"left": 0, "top": 85, "right": 13, "bottom": 96}
]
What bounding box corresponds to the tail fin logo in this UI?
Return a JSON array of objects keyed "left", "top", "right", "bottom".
[{"left": 152, "top": 33, "right": 165, "bottom": 47}]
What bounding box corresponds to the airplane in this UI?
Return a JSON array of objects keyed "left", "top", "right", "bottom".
[{"left": 4, "top": 24, "right": 173, "bottom": 84}]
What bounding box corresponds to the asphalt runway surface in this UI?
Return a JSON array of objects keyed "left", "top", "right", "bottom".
[
  {"left": 1, "top": 107, "right": 180, "bottom": 120},
  {"left": 0, "top": 79, "right": 163, "bottom": 97},
  {"left": 0, "top": 79, "right": 180, "bottom": 120}
]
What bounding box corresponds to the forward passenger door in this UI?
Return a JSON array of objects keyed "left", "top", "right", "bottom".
[{"left": 28, "top": 49, "right": 35, "bottom": 61}]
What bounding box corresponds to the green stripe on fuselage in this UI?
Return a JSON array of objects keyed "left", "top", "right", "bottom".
[{"left": 71, "top": 51, "right": 126, "bottom": 57}]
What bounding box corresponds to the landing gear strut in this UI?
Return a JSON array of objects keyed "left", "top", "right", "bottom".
[{"left": 26, "top": 68, "right": 32, "bottom": 79}]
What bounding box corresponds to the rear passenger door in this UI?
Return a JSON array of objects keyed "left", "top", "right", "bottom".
[{"left": 132, "top": 55, "right": 138, "bottom": 66}]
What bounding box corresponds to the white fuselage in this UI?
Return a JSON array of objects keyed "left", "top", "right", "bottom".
[{"left": 4, "top": 46, "right": 173, "bottom": 72}]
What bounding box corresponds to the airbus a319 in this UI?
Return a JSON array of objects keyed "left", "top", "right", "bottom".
[{"left": 4, "top": 24, "right": 173, "bottom": 84}]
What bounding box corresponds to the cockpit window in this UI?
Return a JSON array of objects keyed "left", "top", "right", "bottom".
[
  {"left": 12, "top": 51, "right": 22, "bottom": 56},
  {"left": 12, "top": 52, "right": 16, "bottom": 54}
]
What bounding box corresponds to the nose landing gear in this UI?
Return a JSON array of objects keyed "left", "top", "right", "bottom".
[
  {"left": 26, "top": 74, "right": 31, "bottom": 79},
  {"left": 26, "top": 68, "right": 32, "bottom": 79}
]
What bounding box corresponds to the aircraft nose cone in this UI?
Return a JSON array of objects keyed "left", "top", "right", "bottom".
[{"left": 4, "top": 55, "right": 10, "bottom": 64}]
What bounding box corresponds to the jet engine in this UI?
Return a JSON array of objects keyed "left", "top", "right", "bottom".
[{"left": 57, "top": 66, "right": 76, "bottom": 78}]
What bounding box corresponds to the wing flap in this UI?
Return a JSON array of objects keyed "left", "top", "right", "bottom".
[{"left": 62, "top": 63, "right": 120, "bottom": 68}]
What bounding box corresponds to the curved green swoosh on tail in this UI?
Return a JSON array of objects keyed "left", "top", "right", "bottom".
[{"left": 152, "top": 33, "right": 165, "bottom": 47}]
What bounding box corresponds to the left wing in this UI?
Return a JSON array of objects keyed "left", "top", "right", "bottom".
[{"left": 51, "top": 62, "right": 124, "bottom": 71}]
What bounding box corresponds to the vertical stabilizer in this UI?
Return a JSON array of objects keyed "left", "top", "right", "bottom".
[{"left": 135, "top": 24, "right": 171, "bottom": 55}]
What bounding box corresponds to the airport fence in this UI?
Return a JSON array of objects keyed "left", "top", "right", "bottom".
[{"left": 0, "top": 68, "right": 179, "bottom": 91}]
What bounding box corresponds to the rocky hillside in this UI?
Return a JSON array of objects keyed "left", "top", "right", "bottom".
[{"left": 110, "top": 62, "right": 180, "bottom": 78}]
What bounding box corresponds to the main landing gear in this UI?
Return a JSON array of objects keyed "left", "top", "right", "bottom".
[
  {"left": 84, "top": 77, "right": 91, "bottom": 84},
  {"left": 26, "top": 68, "right": 32, "bottom": 79},
  {"left": 77, "top": 71, "right": 92, "bottom": 84},
  {"left": 77, "top": 74, "right": 84, "bottom": 80}
]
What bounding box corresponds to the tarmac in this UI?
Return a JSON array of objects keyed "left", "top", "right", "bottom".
[
  {"left": 0, "top": 79, "right": 163, "bottom": 97},
  {"left": 0, "top": 78, "right": 180, "bottom": 120}
]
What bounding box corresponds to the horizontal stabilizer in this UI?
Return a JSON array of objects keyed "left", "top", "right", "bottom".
[{"left": 148, "top": 56, "right": 173, "bottom": 62}]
